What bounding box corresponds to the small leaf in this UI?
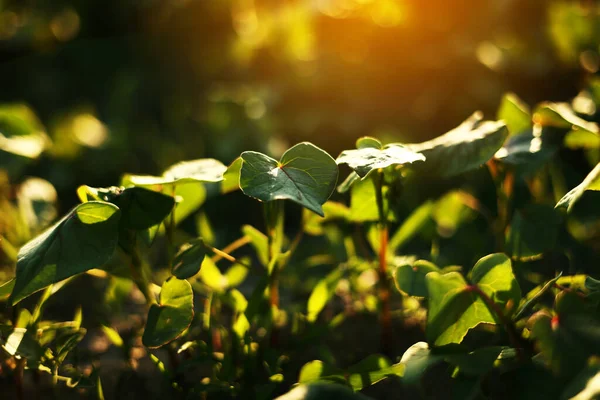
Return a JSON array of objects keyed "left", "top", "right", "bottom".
[
  {"left": 142, "top": 278, "right": 194, "bottom": 348},
  {"left": 11, "top": 202, "right": 121, "bottom": 304},
  {"left": 198, "top": 257, "right": 227, "bottom": 292},
  {"left": 497, "top": 92, "right": 532, "bottom": 135},
  {"left": 356, "top": 136, "right": 382, "bottom": 149},
  {"left": 123, "top": 159, "right": 227, "bottom": 187},
  {"left": 172, "top": 239, "right": 207, "bottom": 279},
  {"left": 336, "top": 143, "right": 424, "bottom": 179},
  {"left": 407, "top": 112, "right": 508, "bottom": 177},
  {"left": 556, "top": 162, "right": 600, "bottom": 212},
  {"left": 470, "top": 253, "right": 521, "bottom": 312},
  {"left": 388, "top": 201, "right": 434, "bottom": 252},
  {"left": 394, "top": 260, "right": 440, "bottom": 298},
  {"left": 240, "top": 142, "right": 339, "bottom": 216}
]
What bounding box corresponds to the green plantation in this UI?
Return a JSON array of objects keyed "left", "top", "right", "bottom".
[{"left": 2, "top": 87, "right": 600, "bottom": 399}]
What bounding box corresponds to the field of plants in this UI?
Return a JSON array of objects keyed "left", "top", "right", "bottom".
[{"left": 2, "top": 1, "right": 600, "bottom": 399}]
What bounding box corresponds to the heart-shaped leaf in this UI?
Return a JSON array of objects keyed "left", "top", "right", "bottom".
[
  {"left": 406, "top": 112, "right": 508, "bottom": 177},
  {"left": 142, "top": 277, "right": 194, "bottom": 348},
  {"left": 171, "top": 238, "right": 207, "bottom": 279},
  {"left": 426, "top": 253, "right": 520, "bottom": 346},
  {"left": 394, "top": 260, "right": 440, "bottom": 298},
  {"left": 77, "top": 186, "right": 174, "bottom": 230},
  {"left": 239, "top": 142, "right": 338, "bottom": 216},
  {"left": 11, "top": 201, "right": 121, "bottom": 304},
  {"left": 336, "top": 143, "right": 425, "bottom": 179},
  {"left": 556, "top": 162, "right": 600, "bottom": 212}
]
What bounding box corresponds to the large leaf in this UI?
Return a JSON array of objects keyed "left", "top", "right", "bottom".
[
  {"left": 142, "top": 277, "right": 194, "bottom": 348},
  {"left": 406, "top": 112, "right": 508, "bottom": 177},
  {"left": 239, "top": 142, "right": 338, "bottom": 216},
  {"left": 336, "top": 142, "right": 425, "bottom": 179},
  {"left": 426, "top": 253, "right": 520, "bottom": 346},
  {"left": 556, "top": 162, "right": 600, "bottom": 212},
  {"left": 493, "top": 127, "right": 559, "bottom": 175},
  {"left": 11, "top": 202, "right": 121, "bottom": 304},
  {"left": 77, "top": 186, "right": 174, "bottom": 230}
]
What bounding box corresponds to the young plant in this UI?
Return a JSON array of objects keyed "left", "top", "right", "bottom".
[{"left": 238, "top": 142, "right": 338, "bottom": 331}]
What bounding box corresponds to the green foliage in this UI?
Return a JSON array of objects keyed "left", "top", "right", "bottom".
[
  {"left": 2, "top": 93, "right": 600, "bottom": 399},
  {"left": 11, "top": 202, "right": 121, "bottom": 304},
  {"left": 239, "top": 142, "right": 339, "bottom": 216},
  {"left": 142, "top": 277, "right": 194, "bottom": 348},
  {"left": 406, "top": 112, "right": 508, "bottom": 177}
]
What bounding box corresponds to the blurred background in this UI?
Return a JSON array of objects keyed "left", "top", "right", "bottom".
[{"left": 1, "top": 0, "right": 599, "bottom": 210}]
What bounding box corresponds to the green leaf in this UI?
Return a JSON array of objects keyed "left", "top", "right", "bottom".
[
  {"left": 534, "top": 102, "right": 599, "bottom": 134},
  {"left": 0, "top": 104, "right": 50, "bottom": 166},
  {"left": 11, "top": 202, "right": 121, "bottom": 304},
  {"left": 221, "top": 157, "right": 243, "bottom": 194},
  {"left": 394, "top": 260, "right": 440, "bottom": 298},
  {"left": 530, "top": 291, "right": 600, "bottom": 377},
  {"left": 356, "top": 136, "right": 382, "bottom": 149},
  {"left": 121, "top": 158, "right": 224, "bottom": 224},
  {"left": 336, "top": 143, "right": 424, "bottom": 179},
  {"left": 564, "top": 129, "right": 600, "bottom": 149},
  {"left": 172, "top": 239, "right": 207, "bottom": 279},
  {"left": 388, "top": 201, "right": 434, "bottom": 252},
  {"left": 225, "top": 264, "right": 248, "bottom": 288},
  {"left": 298, "top": 360, "right": 346, "bottom": 385},
  {"left": 346, "top": 354, "right": 404, "bottom": 391},
  {"left": 470, "top": 253, "right": 521, "bottom": 311},
  {"left": 123, "top": 159, "right": 227, "bottom": 187},
  {"left": 307, "top": 269, "right": 343, "bottom": 322},
  {"left": 497, "top": 92, "right": 532, "bottom": 136},
  {"left": 556, "top": 162, "right": 600, "bottom": 212},
  {"left": 240, "top": 142, "right": 339, "bottom": 216},
  {"left": 303, "top": 201, "right": 351, "bottom": 236},
  {"left": 349, "top": 177, "right": 390, "bottom": 222},
  {"left": 406, "top": 112, "right": 508, "bottom": 177},
  {"left": 494, "top": 128, "right": 558, "bottom": 175},
  {"left": 242, "top": 225, "right": 269, "bottom": 266},
  {"left": 78, "top": 186, "right": 174, "bottom": 230},
  {"left": 399, "top": 342, "right": 444, "bottom": 387},
  {"left": 426, "top": 253, "right": 520, "bottom": 346},
  {"left": 275, "top": 383, "right": 372, "bottom": 400},
  {"left": 444, "top": 346, "right": 504, "bottom": 377},
  {"left": 142, "top": 277, "right": 194, "bottom": 348},
  {"left": 506, "top": 205, "right": 561, "bottom": 259}
]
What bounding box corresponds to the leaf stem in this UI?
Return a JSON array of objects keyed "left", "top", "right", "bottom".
[
  {"left": 210, "top": 236, "right": 251, "bottom": 263},
  {"left": 373, "top": 171, "right": 393, "bottom": 355},
  {"left": 470, "top": 285, "right": 524, "bottom": 360}
]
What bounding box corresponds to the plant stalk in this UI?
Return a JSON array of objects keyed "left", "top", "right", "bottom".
[{"left": 373, "top": 172, "right": 393, "bottom": 355}]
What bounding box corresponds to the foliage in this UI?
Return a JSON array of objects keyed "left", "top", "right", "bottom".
[{"left": 2, "top": 81, "right": 600, "bottom": 399}]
